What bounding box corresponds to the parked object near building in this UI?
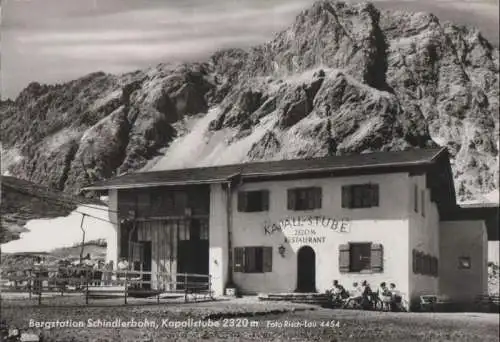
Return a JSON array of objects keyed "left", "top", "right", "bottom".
[{"left": 83, "top": 148, "right": 499, "bottom": 310}]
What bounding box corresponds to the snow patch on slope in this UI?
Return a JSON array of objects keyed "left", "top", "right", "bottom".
[
  {"left": 200, "top": 115, "right": 278, "bottom": 166},
  {"left": 146, "top": 107, "right": 279, "bottom": 170},
  {"left": 44, "top": 128, "right": 81, "bottom": 153},
  {"left": 90, "top": 89, "right": 122, "bottom": 112},
  {"left": 146, "top": 108, "right": 221, "bottom": 170},
  {"left": 1, "top": 205, "right": 116, "bottom": 262},
  {"left": 1, "top": 143, "right": 24, "bottom": 176}
]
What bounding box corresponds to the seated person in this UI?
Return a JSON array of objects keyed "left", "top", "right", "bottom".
[
  {"left": 329, "top": 280, "right": 348, "bottom": 301},
  {"left": 378, "top": 282, "right": 392, "bottom": 310},
  {"left": 344, "top": 282, "right": 363, "bottom": 307},
  {"left": 117, "top": 258, "right": 130, "bottom": 279},
  {"left": 389, "top": 283, "right": 403, "bottom": 310},
  {"left": 360, "top": 280, "right": 373, "bottom": 308},
  {"left": 378, "top": 282, "right": 388, "bottom": 295}
]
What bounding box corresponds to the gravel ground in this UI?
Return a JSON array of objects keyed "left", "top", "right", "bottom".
[{"left": 1, "top": 296, "right": 499, "bottom": 341}]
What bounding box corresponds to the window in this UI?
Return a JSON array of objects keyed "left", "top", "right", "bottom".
[
  {"left": 421, "top": 190, "right": 425, "bottom": 217},
  {"left": 415, "top": 251, "right": 423, "bottom": 274},
  {"left": 287, "top": 187, "right": 322, "bottom": 211},
  {"left": 137, "top": 192, "right": 151, "bottom": 217},
  {"left": 120, "top": 221, "right": 133, "bottom": 259},
  {"left": 341, "top": 184, "right": 379, "bottom": 209},
  {"left": 430, "top": 257, "right": 438, "bottom": 276},
  {"left": 423, "top": 254, "right": 431, "bottom": 274},
  {"left": 339, "top": 243, "right": 383, "bottom": 273},
  {"left": 179, "top": 219, "right": 208, "bottom": 241},
  {"left": 178, "top": 221, "right": 190, "bottom": 241},
  {"left": 414, "top": 184, "right": 419, "bottom": 213},
  {"left": 234, "top": 247, "right": 272, "bottom": 273},
  {"left": 129, "top": 242, "right": 144, "bottom": 263},
  {"left": 458, "top": 257, "right": 471, "bottom": 269},
  {"left": 199, "top": 220, "right": 209, "bottom": 240},
  {"left": 237, "top": 190, "right": 269, "bottom": 212},
  {"left": 413, "top": 249, "right": 438, "bottom": 277}
]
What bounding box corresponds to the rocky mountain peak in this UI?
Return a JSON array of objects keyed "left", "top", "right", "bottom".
[{"left": 240, "top": 0, "right": 390, "bottom": 92}]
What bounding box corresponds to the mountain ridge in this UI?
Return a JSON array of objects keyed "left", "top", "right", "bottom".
[{"left": 1, "top": 0, "right": 498, "bottom": 203}]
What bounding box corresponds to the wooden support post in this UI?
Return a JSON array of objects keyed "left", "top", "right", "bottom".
[
  {"left": 124, "top": 271, "right": 128, "bottom": 305},
  {"left": 60, "top": 271, "right": 64, "bottom": 297},
  {"left": 85, "top": 270, "right": 89, "bottom": 305},
  {"left": 184, "top": 273, "right": 188, "bottom": 303},
  {"left": 38, "top": 272, "right": 42, "bottom": 306},
  {"left": 28, "top": 271, "right": 32, "bottom": 300},
  {"left": 209, "top": 275, "right": 212, "bottom": 300},
  {"left": 157, "top": 273, "right": 160, "bottom": 304},
  {"left": 139, "top": 264, "right": 143, "bottom": 289}
]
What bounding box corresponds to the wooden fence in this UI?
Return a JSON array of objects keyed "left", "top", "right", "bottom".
[{"left": 0, "top": 266, "right": 213, "bottom": 305}]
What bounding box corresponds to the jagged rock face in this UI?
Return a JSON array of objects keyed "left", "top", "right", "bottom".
[
  {"left": 0, "top": 0, "right": 498, "bottom": 202},
  {"left": 1, "top": 64, "right": 216, "bottom": 192},
  {"left": 380, "top": 10, "right": 499, "bottom": 200}
]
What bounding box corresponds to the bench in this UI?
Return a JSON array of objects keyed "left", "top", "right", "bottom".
[
  {"left": 420, "top": 295, "right": 453, "bottom": 312},
  {"left": 475, "top": 295, "right": 500, "bottom": 312},
  {"left": 182, "top": 285, "right": 214, "bottom": 302}
]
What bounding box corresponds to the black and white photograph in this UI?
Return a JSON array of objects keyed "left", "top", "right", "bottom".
[{"left": 0, "top": 0, "right": 499, "bottom": 341}]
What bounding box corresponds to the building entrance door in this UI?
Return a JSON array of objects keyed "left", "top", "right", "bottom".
[
  {"left": 177, "top": 219, "right": 209, "bottom": 290},
  {"left": 296, "top": 246, "right": 316, "bottom": 293}
]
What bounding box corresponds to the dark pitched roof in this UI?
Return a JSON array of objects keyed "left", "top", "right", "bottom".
[
  {"left": 441, "top": 204, "right": 500, "bottom": 241},
  {"left": 83, "top": 148, "right": 446, "bottom": 190}
]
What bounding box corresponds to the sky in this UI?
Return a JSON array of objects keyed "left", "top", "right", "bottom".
[{"left": 1, "top": 0, "right": 499, "bottom": 100}]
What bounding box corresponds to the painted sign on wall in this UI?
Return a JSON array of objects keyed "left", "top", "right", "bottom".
[{"left": 263, "top": 216, "right": 351, "bottom": 238}]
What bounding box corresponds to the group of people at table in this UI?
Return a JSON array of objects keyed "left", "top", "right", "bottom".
[{"left": 327, "top": 280, "right": 404, "bottom": 311}]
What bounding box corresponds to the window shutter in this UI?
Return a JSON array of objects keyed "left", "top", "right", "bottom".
[
  {"left": 425, "top": 255, "right": 432, "bottom": 275},
  {"left": 422, "top": 254, "right": 429, "bottom": 275},
  {"left": 412, "top": 249, "right": 417, "bottom": 274},
  {"left": 341, "top": 186, "right": 351, "bottom": 208},
  {"left": 414, "top": 185, "right": 419, "bottom": 213},
  {"left": 234, "top": 247, "right": 244, "bottom": 272},
  {"left": 339, "top": 244, "right": 350, "bottom": 273},
  {"left": 435, "top": 258, "right": 439, "bottom": 276},
  {"left": 421, "top": 190, "right": 425, "bottom": 217},
  {"left": 263, "top": 247, "right": 272, "bottom": 272},
  {"left": 370, "top": 244, "right": 383, "bottom": 272},
  {"left": 245, "top": 247, "right": 256, "bottom": 272},
  {"left": 237, "top": 192, "right": 247, "bottom": 212},
  {"left": 287, "top": 189, "right": 296, "bottom": 210},
  {"left": 314, "top": 187, "right": 322, "bottom": 209},
  {"left": 424, "top": 254, "right": 427, "bottom": 274},
  {"left": 370, "top": 184, "right": 379, "bottom": 207},
  {"left": 416, "top": 251, "right": 422, "bottom": 274},
  {"left": 262, "top": 190, "right": 270, "bottom": 211}
]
